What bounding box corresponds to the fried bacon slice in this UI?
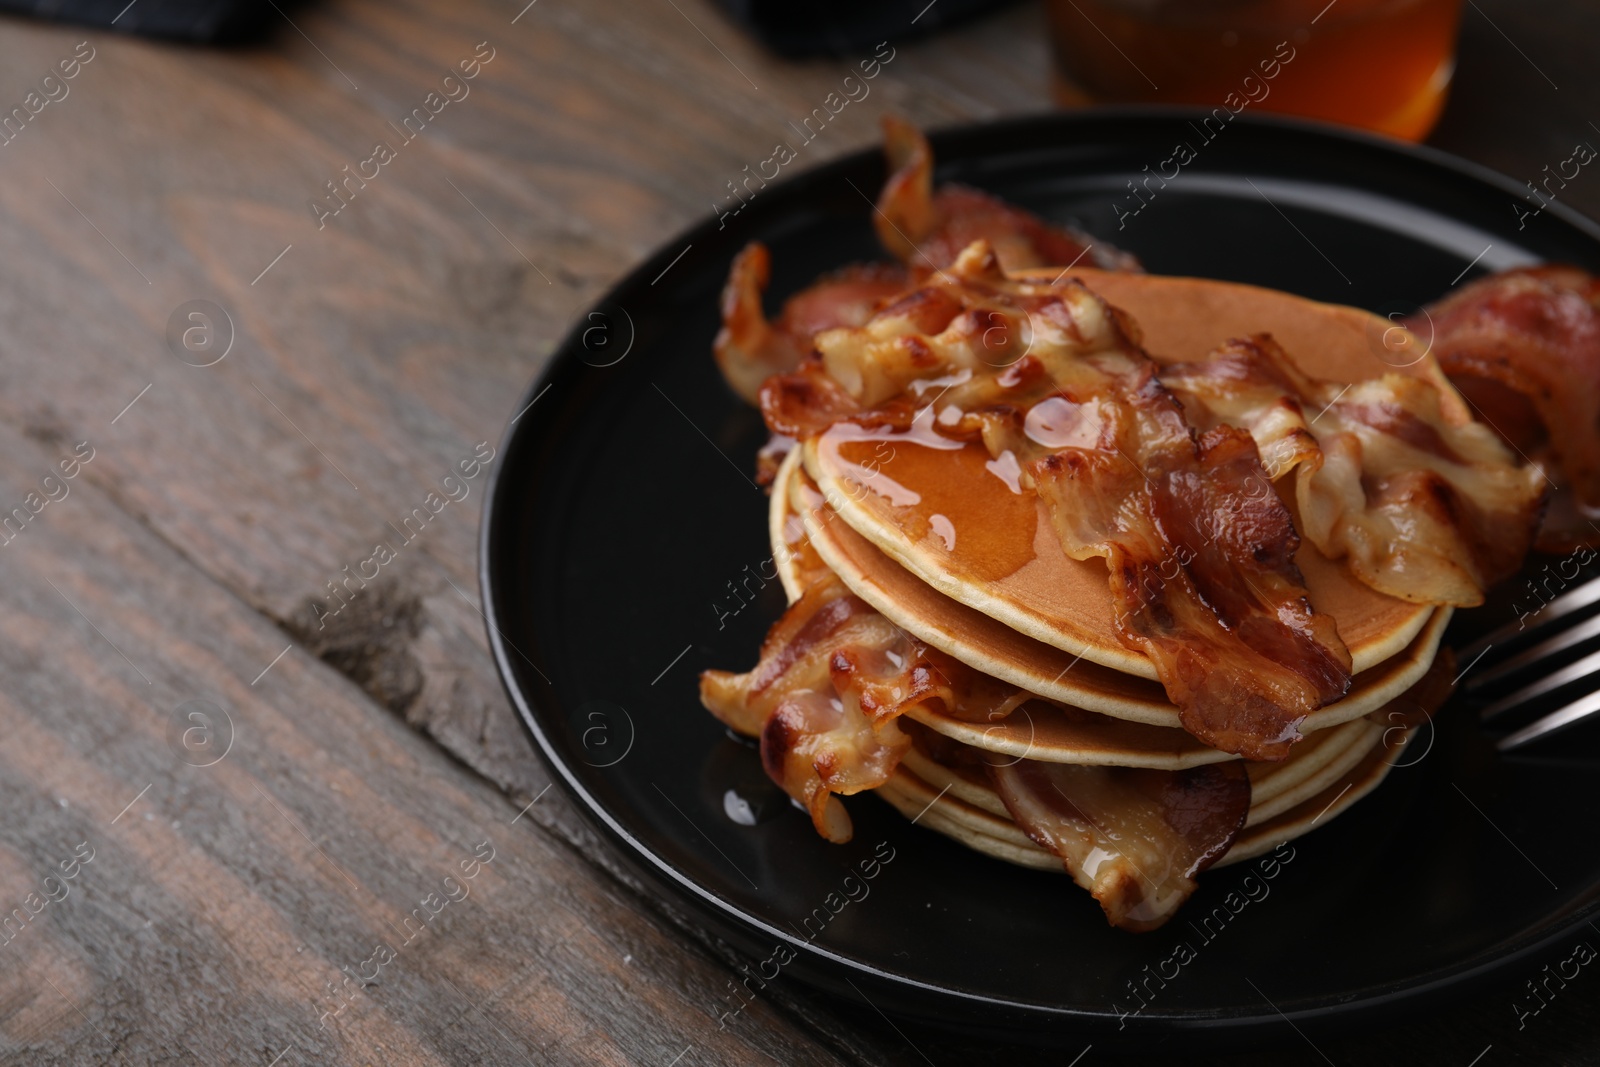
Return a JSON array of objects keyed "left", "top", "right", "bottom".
[
  {"left": 788, "top": 242, "right": 1352, "bottom": 759},
  {"left": 715, "top": 244, "right": 909, "bottom": 404},
  {"left": 700, "top": 574, "right": 1027, "bottom": 842},
  {"left": 908, "top": 653, "right": 1458, "bottom": 932},
  {"left": 990, "top": 647, "right": 1455, "bottom": 932},
  {"left": 875, "top": 115, "right": 1141, "bottom": 276},
  {"left": 703, "top": 560, "right": 1253, "bottom": 930},
  {"left": 1414, "top": 265, "right": 1600, "bottom": 551},
  {"left": 1034, "top": 422, "right": 1352, "bottom": 759},
  {"left": 714, "top": 117, "right": 1141, "bottom": 403},
  {"left": 904, "top": 714, "right": 1251, "bottom": 932},
  {"left": 1164, "top": 336, "right": 1545, "bottom": 606},
  {"left": 991, "top": 757, "right": 1250, "bottom": 932}
]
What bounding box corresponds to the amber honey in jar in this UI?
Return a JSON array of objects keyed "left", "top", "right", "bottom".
[{"left": 1046, "top": 0, "right": 1465, "bottom": 141}]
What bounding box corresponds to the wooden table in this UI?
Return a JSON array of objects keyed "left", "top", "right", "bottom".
[{"left": 0, "top": 1, "right": 1594, "bottom": 1063}]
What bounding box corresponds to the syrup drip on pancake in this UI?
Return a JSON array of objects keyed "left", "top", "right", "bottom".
[{"left": 820, "top": 426, "right": 1040, "bottom": 584}]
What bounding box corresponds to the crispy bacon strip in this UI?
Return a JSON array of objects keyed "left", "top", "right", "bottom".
[
  {"left": 797, "top": 243, "right": 1353, "bottom": 759},
  {"left": 1414, "top": 265, "right": 1600, "bottom": 551},
  {"left": 717, "top": 117, "right": 1138, "bottom": 405},
  {"left": 700, "top": 574, "right": 1026, "bottom": 841},
  {"left": 990, "top": 757, "right": 1250, "bottom": 932},
  {"left": 875, "top": 115, "right": 1141, "bottom": 276},
  {"left": 1035, "top": 422, "right": 1351, "bottom": 759},
  {"left": 902, "top": 712, "right": 1252, "bottom": 932},
  {"left": 990, "top": 645, "right": 1455, "bottom": 932},
  {"left": 715, "top": 244, "right": 909, "bottom": 405},
  {"left": 1164, "top": 336, "right": 1545, "bottom": 606},
  {"left": 1156, "top": 338, "right": 1322, "bottom": 479}
]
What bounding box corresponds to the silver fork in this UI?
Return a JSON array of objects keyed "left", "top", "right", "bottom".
[{"left": 1460, "top": 572, "right": 1600, "bottom": 751}]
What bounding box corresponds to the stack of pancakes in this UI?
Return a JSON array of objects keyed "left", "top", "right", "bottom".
[{"left": 764, "top": 270, "right": 1452, "bottom": 882}]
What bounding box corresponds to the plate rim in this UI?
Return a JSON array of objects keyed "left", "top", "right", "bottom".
[{"left": 478, "top": 107, "right": 1600, "bottom": 1043}]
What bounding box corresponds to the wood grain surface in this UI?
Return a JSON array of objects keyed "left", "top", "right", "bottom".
[{"left": 0, "top": 0, "right": 1594, "bottom": 1063}]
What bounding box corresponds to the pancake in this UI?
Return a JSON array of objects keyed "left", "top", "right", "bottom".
[
  {"left": 710, "top": 127, "right": 1509, "bottom": 932},
  {"left": 799, "top": 268, "right": 1461, "bottom": 679},
  {"left": 792, "top": 459, "right": 1450, "bottom": 731},
  {"left": 876, "top": 723, "right": 1406, "bottom": 875},
  {"left": 898, "top": 714, "right": 1374, "bottom": 803},
  {"left": 902, "top": 701, "right": 1233, "bottom": 770},
  {"left": 1243, "top": 719, "right": 1382, "bottom": 824},
  {"left": 769, "top": 447, "right": 813, "bottom": 603},
  {"left": 770, "top": 447, "right": 1449, "bottom": 759},
  {"left": 1215, "top": 729, "right": 1405, "bottom": 867},
  {"left": 806, "top": 429, "right": 1434, "bottom": 679},
  {"left": 1057, "top": 268, "right": 1466, "bottom": 417}
]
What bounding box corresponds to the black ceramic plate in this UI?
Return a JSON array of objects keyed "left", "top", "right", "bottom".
[{"left": 480, "top": 111, "right": 1600, "bottom": 1049}]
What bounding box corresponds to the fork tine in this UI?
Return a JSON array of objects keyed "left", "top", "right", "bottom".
[
  {"left": 1478, "top": 645, "right": 1600, "bottom": 720},
  {"left": 1457, "top": 572, "right": 1600, "bottom": 662},
  {"left": 1465, "top": 611, "right": 1600, "bottom": 689},
  {"left": 1496, "top": 687, "right": 1600, "bottom": 751}
]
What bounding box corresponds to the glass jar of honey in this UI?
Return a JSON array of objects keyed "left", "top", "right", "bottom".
[{"left": 1046, "top": 0, "right": 1465, "bottom": 141}]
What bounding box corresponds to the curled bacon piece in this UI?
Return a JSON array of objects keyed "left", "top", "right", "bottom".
[
  {"left": 1038, "top": 421, "right": 1351, "bottom": 759},
  {"left": 700, "top": 574, "right": 1026, "bottom": 842},
  {"left": 1415, "top": 266, "right": 1600, "bottom": 550},
  {"left": 715, "top": 117, "right": 1139, "bottom": 405},
  {"left": 1164, "top": 335, "right": 1545, "bottom": 605},
  {"left": 990, "top": 757, "right": 1250, "bottom": 932},
  {"left": 875, "top": 115, "right": 1141, "bottom": 276},
  {"left": 715, "top": 243, "right": 909, "bottom": 405},
  {"left": 1027, "top": 392, "right": 1351, "bottom": 761},
  {"left": 990, "top": 644, "right": 1455, "bottom": 932}
]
